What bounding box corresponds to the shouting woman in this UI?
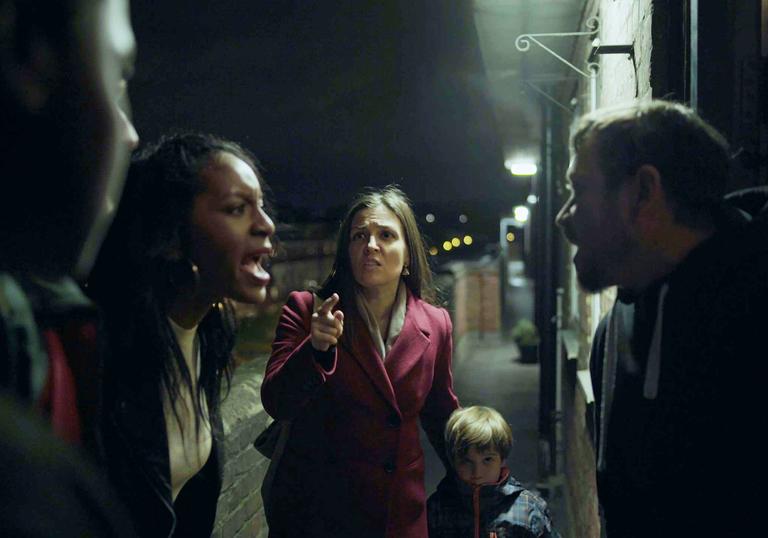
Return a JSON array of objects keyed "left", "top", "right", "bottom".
[{"left": 88, "top": 133, "right": 275, "bottom": 537}]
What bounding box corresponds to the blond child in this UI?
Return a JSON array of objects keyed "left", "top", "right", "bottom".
[{"left": 427, "top": 406, "right": 558, "bottom": 538}]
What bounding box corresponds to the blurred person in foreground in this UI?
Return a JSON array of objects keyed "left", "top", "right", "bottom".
[
  {"left": 0, "top": 0, "right": 139, "bottom": 535},
  {"left": 556, "top": 100, "right": 768, "bottom": 537}
]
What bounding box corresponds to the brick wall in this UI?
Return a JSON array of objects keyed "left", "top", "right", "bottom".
[
  {"left": 445, "top": 261, "right": 500, "bottom": 351},
  {"left": 213, "top": 357, "right": 271, "bottom": 538},
  {"left": 563, "top": 362, "right": 600, "bottom": 538},
  {"left": 597, "top": 0, "right": 654, "bottom": 104},
  {"left": 559, "top": 2, "right": 654, "bottom": 537}
]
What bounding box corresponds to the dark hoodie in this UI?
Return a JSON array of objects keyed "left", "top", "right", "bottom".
[
  {"left": 590, "top": 192, "right": 768, "bottom": 537},
  {"left": 427, "top": 468, "right": 557, "bottom": 538}
]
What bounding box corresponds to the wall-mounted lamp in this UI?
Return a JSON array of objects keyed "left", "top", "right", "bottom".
[{"left": 505, "top": 159, "right": 538, "bottom": 176}]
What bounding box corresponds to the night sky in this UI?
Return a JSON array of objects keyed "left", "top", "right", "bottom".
[{"left": 129, "top": 1, "right": 527, "bottom": 244}]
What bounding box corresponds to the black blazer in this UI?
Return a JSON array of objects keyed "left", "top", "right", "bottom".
[{"left": 101, "top": 351, "right": 224, "bottom": 538}]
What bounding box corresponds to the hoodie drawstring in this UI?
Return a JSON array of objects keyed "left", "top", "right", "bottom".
[
  {"left": 643, "top": 283, "right": 669, "bottom": 399},
  {"left": 597, "top": 306, "right": 619, "bottom": 472},
  {"left": 598, "top": 283, "right": 669, "bottom": 473}
]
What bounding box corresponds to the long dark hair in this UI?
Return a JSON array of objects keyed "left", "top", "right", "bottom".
[
  {"left": 87, "top": 132, "right": 269, "bottom": 436},
  {"left": 317, "top": 185, "right": 434, "bottom": 341}
]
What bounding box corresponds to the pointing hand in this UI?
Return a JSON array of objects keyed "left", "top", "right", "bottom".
[{"left": 311, "top": 293, "right": 344, "bottom": 352}]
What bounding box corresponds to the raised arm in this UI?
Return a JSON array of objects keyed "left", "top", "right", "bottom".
[{"left": 261, "top": 291, "right": 343, "bottom": 420}]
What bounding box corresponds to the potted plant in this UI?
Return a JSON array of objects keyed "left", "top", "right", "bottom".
[{"left": 511, "top": 318, "right": 540, "bottom": 363}]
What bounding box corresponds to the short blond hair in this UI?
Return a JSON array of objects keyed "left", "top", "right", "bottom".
[{"left": 444, "top": 406, "right": 513, "bottom": 464}]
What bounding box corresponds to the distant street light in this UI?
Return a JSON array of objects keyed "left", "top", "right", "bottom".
[
  {"left": 451, "top": 237, "right": 461, "bottom": 247},
  {"left": 458, "top": 214, "right": 468, "bottom": 223},
  {"left": 442, "top": 241, "right": 453, "bottom": 251},
  {"left": 463, "top": 235, "right": 473, "bottom": 245},
  {"left": 426, "top": 213, "right": 435, "bottom": 223},
  {"left": 513, "top": 205, "right": 530, "bottom": 224}
]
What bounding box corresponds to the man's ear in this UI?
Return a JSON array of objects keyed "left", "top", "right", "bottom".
[
  {"left": 628, "top": 164, "right": 668, "bottom": 227},
  {"left": 0, "top": 1, "right": 60, "bottom": 113}
]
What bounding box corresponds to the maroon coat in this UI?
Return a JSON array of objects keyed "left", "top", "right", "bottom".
[{"left": 261, "top": 290, "right": 459, "bottom": 538}]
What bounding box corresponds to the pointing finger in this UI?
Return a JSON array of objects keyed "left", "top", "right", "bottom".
[{"left": 317, "top": 293, "right": 340, "bottom": 315}]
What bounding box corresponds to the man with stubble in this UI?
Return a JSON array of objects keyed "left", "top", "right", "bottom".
[{"left": 557, "top": 101, "right": 768, "bottom": 537}]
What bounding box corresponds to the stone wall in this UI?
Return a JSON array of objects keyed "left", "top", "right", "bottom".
[{"left": 212, "top": 356, "right": 271, "bottom": 538}]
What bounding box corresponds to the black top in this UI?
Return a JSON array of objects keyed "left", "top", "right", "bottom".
[
  {"left": 100, "top": 329, "right": 224, "bottom": 538},
  {"left": 590, "top": 201, "right": 768, "bottom": 537}
]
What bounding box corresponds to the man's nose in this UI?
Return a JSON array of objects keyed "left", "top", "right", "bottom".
[{"left": 119, "top": 108, "right": 139, "bottom": 150}]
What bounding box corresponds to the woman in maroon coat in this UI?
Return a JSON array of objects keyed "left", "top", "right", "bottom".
[{"left": 261, "top": 186, "right": 459, "bottom": 537}]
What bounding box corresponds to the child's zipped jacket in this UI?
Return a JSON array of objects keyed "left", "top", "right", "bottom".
[{"left": 427, "top": 468, "right": 558, "bottom": 538}]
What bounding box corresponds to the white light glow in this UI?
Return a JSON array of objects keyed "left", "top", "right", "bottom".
[
  {"left": 527, "top": 194, "right": 538, "bottom": 204},
  {"left": 513, "top": 205, "right": 530, "bottom": 224},
  {"left": 505, "top": 160, "right": 538, "bottom": 176}
]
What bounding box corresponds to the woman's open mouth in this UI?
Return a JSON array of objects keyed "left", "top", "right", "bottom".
[{"left": 241, "top": 253, "right": 271, "bottom": 286}]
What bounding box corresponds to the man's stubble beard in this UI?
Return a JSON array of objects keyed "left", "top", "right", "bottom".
[{"left": 575, "top": 232, "right": 636, "bottom": 294}]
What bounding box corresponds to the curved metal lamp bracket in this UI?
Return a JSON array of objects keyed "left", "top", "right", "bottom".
[{"left": 515, "top": 17, "right": 600, "bottom": 79}]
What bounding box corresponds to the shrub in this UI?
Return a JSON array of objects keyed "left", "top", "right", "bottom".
[{"left": 511, "top": 318, "right": 540, "bottom": 347}]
